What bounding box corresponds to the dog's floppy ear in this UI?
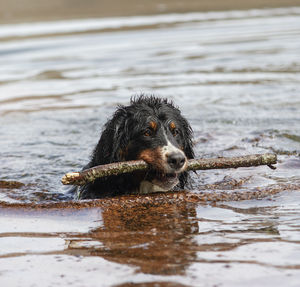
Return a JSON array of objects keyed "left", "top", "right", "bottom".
[
  {"left": 89, "top": 107, "right": 130, "bottom": 166},
  {"left": 184, "top": 136, "right": 194, "bottom": 160},
  {"left": 178, "top": 117, "right": 194, "bottom": 189},
  {"left": 181, "top": 117, "right": 194, "bottom": 160}
]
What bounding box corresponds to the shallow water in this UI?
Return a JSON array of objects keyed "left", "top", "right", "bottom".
[{"left": 0, "top": 7, "right": 300, "bottom": 286}]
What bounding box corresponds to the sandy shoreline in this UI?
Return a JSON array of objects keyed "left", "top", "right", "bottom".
[{"left": 0, "top": 0, "right": 299, "bottom": 24}]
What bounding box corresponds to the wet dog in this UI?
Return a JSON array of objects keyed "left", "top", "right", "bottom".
[{"left": 76, "top": 95, "right": 194, "bottom": 199}]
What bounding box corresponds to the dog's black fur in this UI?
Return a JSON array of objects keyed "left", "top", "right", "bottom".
[{"left": 75, "top": 95, "right": 194, "bottom": 199}]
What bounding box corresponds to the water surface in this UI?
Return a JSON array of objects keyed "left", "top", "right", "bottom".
[{"left": 0, "top": 7, "right": 300, "bottom": 286}]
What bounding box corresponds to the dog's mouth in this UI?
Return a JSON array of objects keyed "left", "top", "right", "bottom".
[{"left": 146, "top": 171, "right": 179, "bottom": 191}]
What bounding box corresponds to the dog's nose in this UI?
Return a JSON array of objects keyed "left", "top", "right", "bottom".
[{"left": 167, "top": 152, "right": 186, "bottom": 170}]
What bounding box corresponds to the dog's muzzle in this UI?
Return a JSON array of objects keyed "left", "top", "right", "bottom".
[{"left": 166, "top": 151, "right": 186, "bottom": 171}]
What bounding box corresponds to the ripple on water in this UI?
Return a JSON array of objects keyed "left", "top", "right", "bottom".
[{"left": 0, "top": 7, "right": 300, "bottom": 286}]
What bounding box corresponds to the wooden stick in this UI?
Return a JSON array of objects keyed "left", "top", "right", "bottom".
[{"left": 61, "top": 153, "right": 277, "bottom": 186}]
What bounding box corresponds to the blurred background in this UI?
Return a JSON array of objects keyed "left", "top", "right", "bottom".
[{"left": 0, "top": 0, "right": 298, "bottom": 23}]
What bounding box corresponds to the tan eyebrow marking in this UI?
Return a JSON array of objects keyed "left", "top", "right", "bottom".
[
  {"left": 169, "top": 122, "right": 176, "bottom": 130},
  {"left": 149, "top": 121, "right": 157, "bottom": 130}
]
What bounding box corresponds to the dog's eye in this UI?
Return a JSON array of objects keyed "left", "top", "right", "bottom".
[
  {"left": 169, "top": 122, "right": 179, "bottom": 136},
  {"left": 171, "top": 128, "right": 179, "bottom": 136},
  {"left": 144, "top": 128, "right": 153, "bottom": 137}
]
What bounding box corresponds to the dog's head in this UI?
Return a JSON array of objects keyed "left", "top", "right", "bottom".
[{"left": 92, "top": 95, "right": 194, "bottom": 193}]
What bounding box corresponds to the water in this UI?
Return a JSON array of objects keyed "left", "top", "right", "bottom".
[{"left": 0, "top": 7, "right": 300, "bottom": 286}]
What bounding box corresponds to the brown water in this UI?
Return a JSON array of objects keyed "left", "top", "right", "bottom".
[{"left": 0, "top": 6, "right": 300, "bottom": 286}]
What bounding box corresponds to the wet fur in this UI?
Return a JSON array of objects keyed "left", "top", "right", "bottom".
[{"left": 75, "top": 95, "right": 194, "bottom": 199}]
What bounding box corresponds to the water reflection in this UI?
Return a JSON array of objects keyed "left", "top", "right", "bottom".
[
  {"left": 69, "top": 201, "right": 199, "bottom": 275},
  {"left": 0, "top": 6, "right": 300, "bottom": 286},
  {"left": 1, "top": 189, "right": 300, "bottom": 285}
]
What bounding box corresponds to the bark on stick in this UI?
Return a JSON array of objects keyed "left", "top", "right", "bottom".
[{"left": 61, "top": 153, "right": 277, "bottom": 186}]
